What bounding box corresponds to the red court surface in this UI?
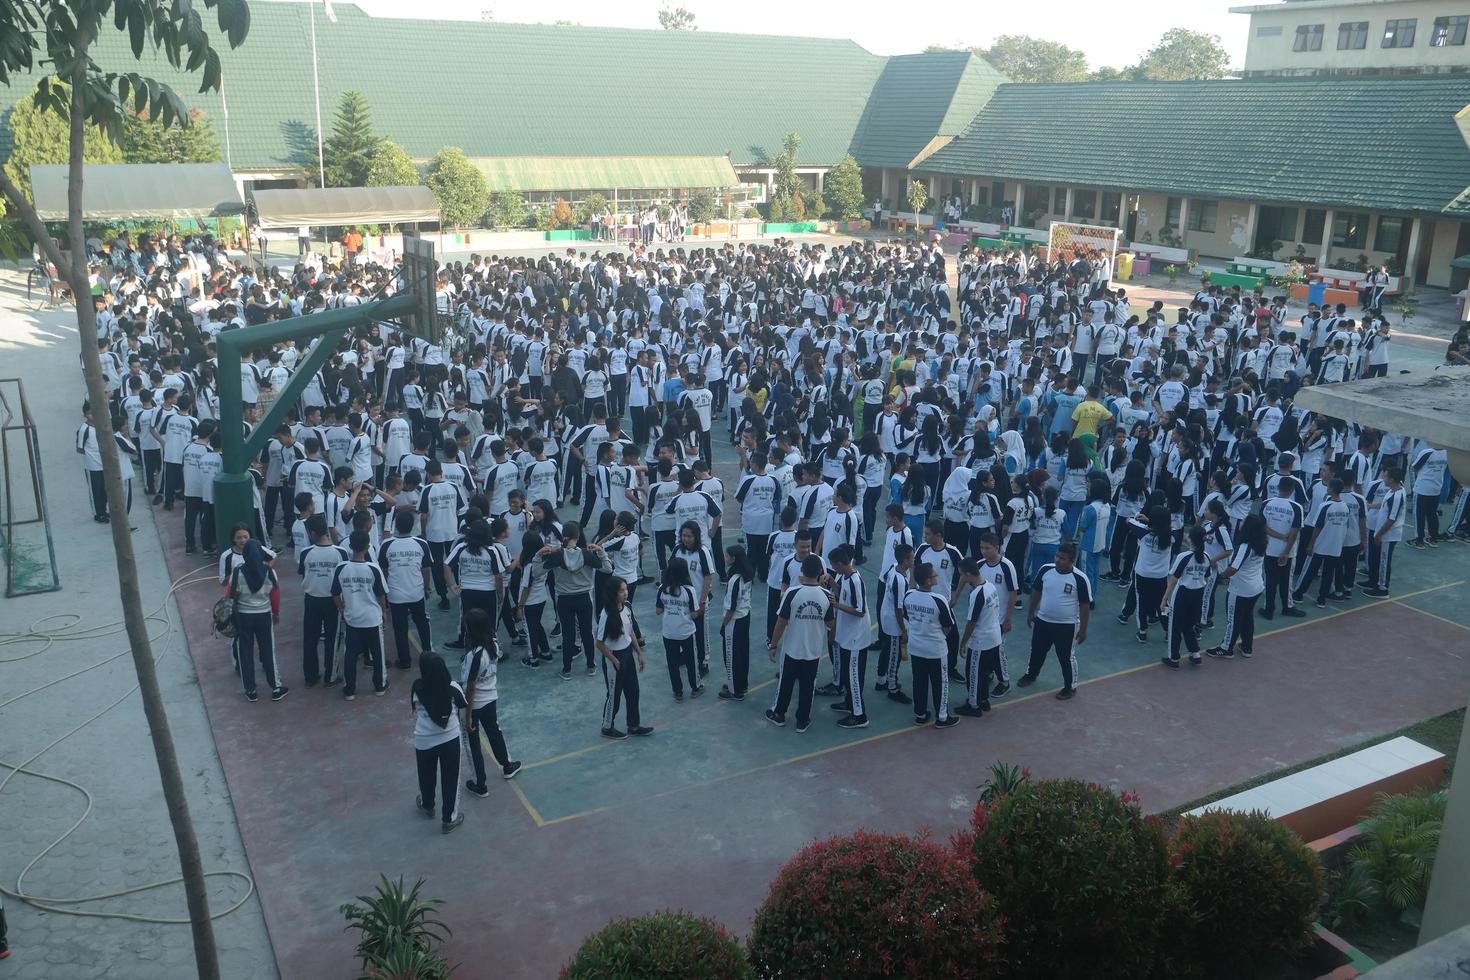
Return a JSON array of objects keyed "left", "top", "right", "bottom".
[{"left": 154, "top": 505, "right": 1470, "bottom": 979}]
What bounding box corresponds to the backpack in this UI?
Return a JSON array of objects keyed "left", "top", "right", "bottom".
[{"left": 212, "top": 595, "right": 237, "bottom": 638}]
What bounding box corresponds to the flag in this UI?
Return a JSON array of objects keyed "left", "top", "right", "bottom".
[{"left": 322, "top": 0, "right": 336, "bottom": 22}]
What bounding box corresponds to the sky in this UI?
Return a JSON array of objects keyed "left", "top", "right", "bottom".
[{"left": 339, "top": 0, "right": 1253, "bottom": 70}]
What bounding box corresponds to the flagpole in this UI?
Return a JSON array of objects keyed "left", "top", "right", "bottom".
[
  {"left": 310, "top": 0, "right": 326, "bottom": 189},
  {"left": 220, "top": 70, "right": 233, "bottom": 171}
]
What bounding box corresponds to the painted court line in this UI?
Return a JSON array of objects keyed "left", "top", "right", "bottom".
[{"left": 503, "top": 580, "right": 1465, "bottom": 828}]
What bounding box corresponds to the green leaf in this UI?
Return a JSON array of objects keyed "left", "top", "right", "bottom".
[{"left": 127, "top": 6, "right": 144, "bottom": 57}]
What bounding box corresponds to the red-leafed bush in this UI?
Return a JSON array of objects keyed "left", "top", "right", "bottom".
[
  {"left": 747, "top": 830, "right": 1002, "bottom": 979},
  {"left": 561, "top": 910, "right": 751, "bottom": 979},
  {"left": 1172, "top": 810, "right": 1324, "bottom": 977},
  {"left": 961, "top": 778, "right": 1171, "bottom": 979}
]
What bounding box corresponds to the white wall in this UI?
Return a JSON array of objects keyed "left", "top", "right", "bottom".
[{"left": 1242, "top": 0, "right": 1470, "bottom": 75}]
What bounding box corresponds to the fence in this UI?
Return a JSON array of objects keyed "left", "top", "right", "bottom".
[{"left": 0, "top": 378, "right": 61, "bottom": 596}]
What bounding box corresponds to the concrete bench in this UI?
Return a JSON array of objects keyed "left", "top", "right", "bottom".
[{"left": 1184, "top": 736, "right": 1445, "bottom": 842}]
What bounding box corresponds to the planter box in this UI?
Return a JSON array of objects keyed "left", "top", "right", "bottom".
[
  {"left": 544, "top": 229, "right": 592, "bottom": 242},
  {"left": 761, "top": 221, "right": 819, "bottom": 235}
]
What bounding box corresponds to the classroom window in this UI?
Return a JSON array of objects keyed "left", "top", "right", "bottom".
[
  {"left": 1024, "top": 184, "right": 1050, "bottom": 216},
  {"left": 1054, "top": 187, "right": 1068, "bottom": 213},
  {"left": 1332, "top": 211, "right": 1369, "bottom": 249},
  {"left": 1294, "top": 24, "right": 1324, "bottom": 51},
  {"left": 1071, "top": 189, "right": 1097, "bottom": 219},
  {"left": 1302, "top": 208, "right": 1326, "bottom": 245},
  {"left": 1383, "top": 18, "right": 1417, "bottom": 48},
  {"left": 1256, "top": 25, "right": 1283, "bottom": 37},
  {"left": 1165, "top": 196, "right": 1182, "bottom": 230},
  {"left": 1101, "top": 192, "right": 1121, "bottom": 224},
  {"left": 1432, "top": 15, "right": 1469, "bottom": 46},
  {"left": 1187, "top": 200, "right": 1218, "bottom": 234},
  {"left": 1258, "top": 206, "right": 1299, "bottom": 243},
  {"left": 1338, "top": 21, "right": 1368, "bottom": 49},
  {"left": 1373, "top": 216, "right": 1406, "bottom": 253}
]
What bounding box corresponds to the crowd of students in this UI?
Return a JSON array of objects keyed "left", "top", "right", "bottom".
[{"left": 76, "top": 228, "right": 1470, "bottom": 833}]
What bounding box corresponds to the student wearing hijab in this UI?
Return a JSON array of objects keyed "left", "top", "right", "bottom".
[
  {"left": 226, "top": 539, "right": 287, "bottom": 702},
  {"left": 411, "top": 651, "right": 467, "bottom": 833},
  {"left": 460, "top": 608, "right": 521, "bottom": 796}
]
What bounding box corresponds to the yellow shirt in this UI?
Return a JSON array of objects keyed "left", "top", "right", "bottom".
[{"left": 1070, "top": 400, "right": 1113, "bottom": 438}]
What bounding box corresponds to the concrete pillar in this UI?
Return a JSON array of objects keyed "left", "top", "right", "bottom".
[
  {"left": 1321, "top": 208, "right": 1336, "bottom": 268},
  {"left": 1245, "top": 202, "right": 1260, "bottom": 254},
  {"left": 1117, "top": 191, "right": 1130, "bottom": 231},
  {"left": 880, "top": 169, "right": 891, "bottom": 207},
  {"left": 816, "top": 169, "right": 824, "bottom": 193},
  {"left": 1403, "top": 216, "right": 1424, "bottom": 290},
  {"left": 1064, "top": 187, "right": 1074, "bottom": 220},
  {"left": 1423, "top": 704, "right": 1470, "bottom": 943},
  {"left": 1014, "top": 183, "right": 1026, "bottom": 225}
]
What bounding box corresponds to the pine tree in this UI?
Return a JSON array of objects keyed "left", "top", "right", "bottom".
[{"left": 323, "top": 90, "right": 378, "bottom": 187}]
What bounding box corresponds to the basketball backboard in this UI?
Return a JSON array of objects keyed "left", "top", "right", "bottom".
[{"left": 400, "top": 231, "right": 444, "bottom": 343}]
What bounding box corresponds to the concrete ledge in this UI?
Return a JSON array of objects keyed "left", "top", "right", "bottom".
[
  {"left": 1184, "top": 736, "right": 1445, "bottom": 842},
  {"left": 1365, "top": 922, "right": 1470, "bottom": 978}
]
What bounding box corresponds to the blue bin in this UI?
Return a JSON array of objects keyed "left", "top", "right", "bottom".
[{"left": 1307, "top": 282, "right": 1326, "bottom": 306}]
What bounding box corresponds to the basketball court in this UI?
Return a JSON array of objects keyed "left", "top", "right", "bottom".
[{"left": 152, "top": 496, "right": 1470, "bottom": 977}]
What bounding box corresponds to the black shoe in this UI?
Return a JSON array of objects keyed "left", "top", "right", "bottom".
[
  {"left": 550, "top": 623, "right": 562, "bottom": 636},
  {"left": 794, "top": 721, "right": 810, "bottom": 734},
  {"left": 520, "top": 656, "right": 540, "bottom": 668},
  {"left": 935, "top": 715, "right": 961, "bottom": 728},
  {"left": 1315, "top": 598, "right": 1327, "bottom": 608},
  {"left": 815, "top": 682, "right": 842, "bottom": 696},
  {"left": 510, "top": 634, "right": 527, "bottom": 646},
  {"left": 374, "top": 684, "right": 390, "bottom": 696},
  {"left": 1190, "top": 655, "right": 1202, "bottom": 666},
  {"left": 699, "top": 662, "right": 709, "bottom": 676},
  {"left": 765, "top": 709, "right": 786, "bottom": 727},
  {"left": 886, "top": 689, "right": 913, "bottom": 704},
  {"left": 185, "top": 546, "right": 196, "bottom": 555},
  {"left": 1205, "top": 646, "right": 1234, "bottom": 660},
  {"left": 948, "top": 667, "right": 966, "bottom": 683},
  {"left": 979, "top": 700, "right": 992, "bottom": 712},
  {"left": 1282, "top": 607, "right": 1307, "bottom": 618},
  {"left": 536, "top": 651, "right": 555, "bottom": 662},
  {"left": 990, "top": 681, "right": 1010, "bottom": 698},
  {"left": 271, "top": 685, "right": 289, "bottom": 702},
  {"left": 1201, "top": 620, "right": 1214, "bottom": 630},
  {"left": 343, "top": 690, "right": 356, "bottom": 701},
  {"left": 1055, "top": 688, "right": 1076, "bottom": 701},
  {"left": 1116, "top": 613, "right": 1130, "bottom": 625},
  {"left": 1260, "top": 609, "right": 1274, "bottom": 621},
  {"left": 673, "top": 691, "right": 684, "bottom": 702},
  {"left": 304, "top": 677, "right": 319, "bottom": 688},
  {"left": 465, "top": 780, "right": 490, "bottom": 798},
  {"left": 243, "top": 689, "right": 258, "bottom": 702},
  {"left": 718, "top": 687, "right": 744, "bottom": 701},
  {"left": 837, "top": 714, "right": 869, "bottom": 729},
  {"left": 1160, "top": 657, "right": 1179, "bottom": 670},
  {"left": 1291, "top": 592, "right": 1306, "bottom": 603},
  {"left": 955, "top": 703, "right": 984, "bottom": 717},
  {"left": 1363, "top": 587, "right": 1390, "bottom": 598},
  {"left": 1016, "top": 674, "right": 1036, "bottom": 688},
  {"left": 1136, "top": 630, "right": 1148, "bottom": 643},
  {"left": 600, "top": 726, "right": 627, "bottom": 740},
  {"left": 560, "top": 669, "right": 572, "bottom": 680},
  {"left": 829, "top": 701, "right": 852, "bottom": 713},
  {"left": 503, "top": 761, "right": 522, "bottom": 779},
  {"left": 445, "top": 639, "right": 465, "bottom": 649},
  {"left": 438, "top": 596, "right": 451, "bottom": 611},
  {"left": 913, "top": 712, "right": 932, "bottom": 726},
  {"left": 586, "top": 663, "right": 597, "bottom": 675},
  {"left": 629, "top": 725, "right": 654, "bottom": 736},
  {"left": 691, "top": 684, "right": 706, "bottom": 698},
  {"left": 1331, "top": 591, "right": 1351, "bottom": 602},
  {"left": 873, "top": 681, "right": 889, "bottom": 693}
]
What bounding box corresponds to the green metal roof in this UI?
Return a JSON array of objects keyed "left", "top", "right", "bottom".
[
  {"left": 847, "top": 52, "right": 1007, "bottom": 169},
  {"left": 0, "top": 2, "right": 886, "bottom": 171},
  {"left": 468, "top": 155, "right": 739, "bottom": 192},
  {"left": 918, "top": 76, "right": 1470, "bottom": 216}
]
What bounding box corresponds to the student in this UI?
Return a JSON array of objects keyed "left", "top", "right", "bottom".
[
  {"left": 914, "top": 518, "right": 964, "bottom": 681},
  {"left": 226, "top": 540, "right": 287, "bottom": 702},
  {"left": 819, "top": 483, "right": 861, "bottom": 569},
  {"left": 670, "top": 520, "right": 716, "bottom": 674},
  {"left": 655, "top": 560, "right": 703, "bottom": 700},
  {"left": 1160, "top": 526, "right": 1211, "bottom": 668},
  {"left": 899, "top": 464, "right": 930, "bottom": 541},
  {"left": 1261, "top": 477, "right": 1307, "bottom": 619},
  {"left": 718, "top": 545, "right": 754, "bottom": 701},
  {"left": 1362, "top": 467, "right": 1406, "bottom": 598},
  {"left": 1118, "top": 505, "right": 1172, "bottom": 643},
  {"left": 956, "top": 559, "right": 1002, "bottom": 716},
  {"left": 460, "top": 608, "right": 522, "bottom": 796},
  {"left": 1409, "top": 443, "right": 1448, "bottom": 548},
  {"left": 596, "top": 576, "right": 652, "bottom": 739},
  {"left": 379, "top": 509, "right": 435, "bottom": 669},
  {"left": 297, "top": 515, "right": 348, "bottom": 687},
  {"left": 181, "top": 419, "right": 217, "bottom": 554},
  {"left": 447, "top": 518, "right": 508, "bottom": 648},
  {"left": 827, "top": 544, "right": 871, "bottom": 729},
  {"left": 1020, "top": 541, "right": 1092, "bottom": 701},
  {"left": 514, "top": 530, "right": 554, "bottom": 668},
  {"left": 418, "top": 459, "right": 468, "bottom": 609},
  {"left": 290, "top": 492, "right": 317, "bottom": 554},
  {"left": 900, "top": 560, "right": 960, "bottom": 728},
  {"left": 764, "top": 506, "right": 800, "bottom": 640},
  {"left": 332, "top": 529, "right": 390, "bottom": 700},
  {"left": 736, "top": 450, "right": 782, "bottom": 579},
  {"left": 1207, "top": 513, "right": 1268, "bottom": 660},
  {"left": 1293, "top": 479, "right": 1350, "bottom": 608},
  {"left": 1028, "top": 485, "right": 1065, "bottom": 583},
  {"left": 766, "top": 554, "right": 834, "bottom": 733},
  {"left": 1073, "top": 475, "right": 1112, "bottom": 593},
  {"left": 76, "top": 402, "right": 109, "bottom": 522},
  {"left": 411, "top": 651, "right": 467, "bottom": 834},
  {"left": 974, "top": 533, "right": 1018, "bottom": 699},
  {"left": 541, "top": 521, "right": 612, "bottom": 678},
  {"left": 156, "top": 390, "right": 197, "bottom": 510},
  {"left": 875, "top": 542, "right": 914, "bottom": 703}
]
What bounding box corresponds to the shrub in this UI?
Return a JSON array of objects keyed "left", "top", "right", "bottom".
[
  {"left": 961, "top": 778, "right": 1170, "bottom": 979},
  {"left": 978, "top": 761, "right": 1030, "bottom": 807},
  {"left": 550, "top": 198, "right": 574, "bottom": 230},
  {"left": 341, "top": 875, "right": 452, "bottom": 980},
  {"left": 1346, "top": 791, "right": 1445, "bottom": 914},
  {"left": 748, "top": 830, "right": 1001, "bottom": 979},
  {"left": 1172, "top": 810, "right": 1324, "bottom": 977},
  {"left": 562, "top": 911, "right": 750, "bottom": 979},
  {"left": 689, "top": 189, "right": 717, "bottom": 224},
  {"left": 485, "top": 191, "right": 526, "bottom": 229}
]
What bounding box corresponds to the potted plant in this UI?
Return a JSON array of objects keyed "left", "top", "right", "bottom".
[
  {"left": 1165, "top": 263, "right": 1180, "bottom": 285},
  {"left": 341, "top": 875, "right": 453, "bottom": 979}
]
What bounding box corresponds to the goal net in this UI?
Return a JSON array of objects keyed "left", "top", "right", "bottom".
[{"left": 1047, "top": 220, "right": 1122, "bottom": 268}]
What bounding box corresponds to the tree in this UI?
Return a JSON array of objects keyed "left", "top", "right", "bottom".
[
  {"left": 906, "top": 178, "right": 928, "bottom": 225},
  {"left": 486, "top": 190, "right": 526, "bottom": 228},
  {"left": 773, "top": 131, "right": 802, "bottom": 203},
  {"left": 120, "top": 107, "right": 223, "bottom": 164},
  {"left": 323, "top": 90, "right": 378, "bottom": 187},
  {"left": 365, "top": 139, "right": 420, "bottom": 187},
  {"left": 0, "top": 5, "right": 251, "bottom": 980},
  {"left": 824, "top": 154, "right": 865, "bottom": 220},
  {"left": 688, "top": 189, "right": 717, "bottom": 224},
  {"left": 980, "top": 34, "right": 1090, "bottom": 83},
  {"left": 1137, "top": 28, "right": 1231, "bottom": 81},
  {"left": 1090, "top": 65, "right": 1140, "bottom": 82},
  {"left": 426, "top": 147, "right": 489, "bottom": 227},
  {"left": 3, "top": 86, "right": 123, "bottom": 202},
  {"left": 657, "top": 4, "right": 696, "bottom": 30}
]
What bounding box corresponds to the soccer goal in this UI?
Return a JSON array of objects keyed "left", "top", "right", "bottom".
[{"left": 1047, "top": 220, "right": 1122, "bottom": 268}]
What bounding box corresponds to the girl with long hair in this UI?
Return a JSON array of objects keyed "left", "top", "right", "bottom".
[
  {"left": 719, "top": 545, "right": 755, "bottom": 701},
  {"left": 596, "top": 576, "right": 651, "bottom": 739},
  {"left": 515, "top": 531, "right": 553, "bottom": 668},
  {"left": 900, "top": 464, "right": 931, "bottom": 541},
  {"left": 460, "top": 608, "right": 521, "bottom": 795},
  {"left": 1118, "top": 505, "right": 1172, "bottom": 643},
  {"left": 1160, "top": 525, "right": 1210, "bottom": 668},
  {"left": 1001, "top": 474, "right": 1036, "bottom": 585},
  {"left": 411, "top": 650, "right": 467, "bottom": 833},
  {"left": 1029, "top": 485, "right": 1066, "bottom": 582},
  {"left": 1058, "top": 437, "right": 1095, "bottom": 538},
  {"left": 1207, "top": 512, "right": 1268, "bottom": 661},
  {"left": 655, "top": 560, "right": 703, "bottom": 700}
]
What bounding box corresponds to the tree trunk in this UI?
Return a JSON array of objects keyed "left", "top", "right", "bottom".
[{"left": 0, "top": 32, "right": 223, "bottom": 980}]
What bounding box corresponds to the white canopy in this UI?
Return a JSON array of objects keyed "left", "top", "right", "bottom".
[
  {"left": 30, "top": 163, "right": 244, "bottom": 221},
  {"left": 250, "top": 185, "right": 439, "bottom": 228}
]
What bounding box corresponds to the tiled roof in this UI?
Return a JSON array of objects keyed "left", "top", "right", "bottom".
[
  {"left": 847, "top": 52, "right": 1007, "bottom": 169},
  {"left": 0, "top": 3, "right": 887, "bottom": 170},
  {"left": 918, "top": 76, "right": 1470, "bottom": 216},
  {"left": 468, "top": 155, "right": 739, "bottom": 192}
]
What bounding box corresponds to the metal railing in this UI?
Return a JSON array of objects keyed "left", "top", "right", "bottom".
[{"left": 0, "top": 378, "right": 61, "bottom": 596}]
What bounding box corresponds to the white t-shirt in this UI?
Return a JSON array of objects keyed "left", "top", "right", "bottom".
[
  {"left": 964, "top": 581, "right": 1003, "bottom": 652},
  {"left": 775, "top": 583, "right": 833, "bottom": 661},
  {"left": 1032, "top": 564, "right": 1093, "bottom": 625},
  {"left": 411, "top": 681, "right": 465, "bottom": 750},
  {"left": 901, "top": 588, "right": 954, "bottom": 657}
]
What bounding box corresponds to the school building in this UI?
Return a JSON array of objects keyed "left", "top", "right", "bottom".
[{"left": 3, "top": 1, "right": 1470, "bottom": 287}]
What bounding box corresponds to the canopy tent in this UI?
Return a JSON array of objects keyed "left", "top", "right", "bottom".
[
  {"left": 29, "top": 163, "right": 244, "bottom": 221},
  {"left": 250, "top": 185, "right": 439, "bottom": 228},
  {"left": 468, "top": 155, "right": 740, "bottom": 193}
]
